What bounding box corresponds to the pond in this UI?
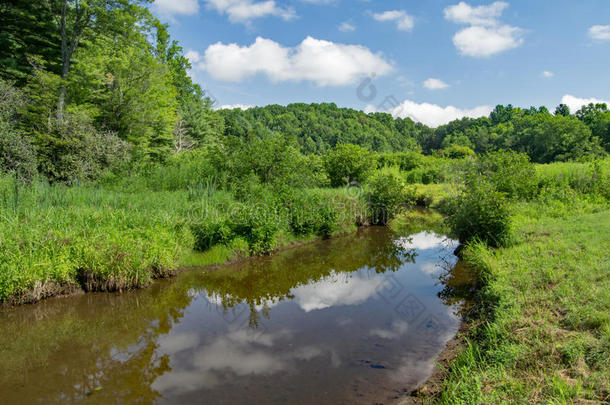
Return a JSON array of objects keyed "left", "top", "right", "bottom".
[{"left": 0, "top": 226, "right": 468, "bottom": 404}]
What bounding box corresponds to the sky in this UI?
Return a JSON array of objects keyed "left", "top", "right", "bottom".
[{"left": 151, "top": 0, "right": 610, "bottom": 127}]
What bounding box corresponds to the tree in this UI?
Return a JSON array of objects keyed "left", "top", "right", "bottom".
[
  {"left": 575, "top": 103, "right": 610, "bottom": 152},
  {"left": 0, "top": 1, "right": 61, "bottom": 85},
  {"left": 324, "top": 143, "right": 375, "bottom": 187},
  {"left": 0, "top": 79, "right": 37, "bottom": 180},
  {"left": 43, "top": 0, "right": 150, "bottom": 121},
  {"left": 554, "top": 104, "right": 570, "bottom": 117}
]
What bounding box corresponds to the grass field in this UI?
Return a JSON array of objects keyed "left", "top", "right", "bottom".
[{"left": 432, "top": 197, "right": 610, "bottom": 404}]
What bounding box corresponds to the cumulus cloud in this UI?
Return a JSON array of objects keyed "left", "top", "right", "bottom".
[
  {"left": 339, "top": 21, "right": 356, "bottom": 32},
  {"left": 444, "top": 1, "right": 523, "bottom": 58},
  {"left": 444, "top": 1, "right": 508, "bottom": 26},
  {"left": 372, "top": 10, "right": 415, "bottom": 31},
  {"left": 371, "top": 99, "right": 492, "bottom": 127},
  {"left": 542, "top": 70, "right": 554, "bottom": 78},
  {"left": 452, "top": 25, "right": 523, "bottom": 57},
  {"left": 204, "top": 0, "right": 296, "bottom": 23},
  {"left": 203, "top": 36, "right": 394, "bottom": 86},
  {"left": 153, "top": 0, "right": 199, "bottom": 16},
  {"left": 589, "top": 25, "right": 610, "bottom": 41},
  {"left": 423, "top": 78, "right": 450, "bottom": 90},
  {"left": 561, "top": 95, "right": 610, "bottom": 113}
]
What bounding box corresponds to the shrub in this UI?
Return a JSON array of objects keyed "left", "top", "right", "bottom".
[
  {"left": 324, "top": 143, "right": 375, "bottom": 187},
  {"left": 230, "top": 204, "right": 281, "bottom": 255},
  {"left": 367, "top": 167, "right": 407, "bottom": 225},
  {"left": 376, "top": 152, "right": 424, "bottom": 171},
  {"left": 191, "top": 219, "right": 234, "bottom": 251},
  {"left": 442, "top": 144, "right": 476, "bottom": 159},
  {"left": 475, "top": 151, "right": 538, "bottom": 200},
  {"left": 446, "top": 177, "right": 511, "bottom": 248},
  {"left": 0, "top": 126, "right": 37, "bottom": 182},
  {"left": 36, "top": 113, "right": 130, "bottom": 184},
  {"left": 286, "top": 191, "right": 338, "bottom": 237}
]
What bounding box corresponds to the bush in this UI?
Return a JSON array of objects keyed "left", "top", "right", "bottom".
[
  {"left": 0, "top": 126, "right": 37, "bottom": 182},
  {"left": 475, "top": 151, "right": 538, "bottom": 200},
  {"left": 0, "top": 79, "right": 36, "bottom": 181},
  {"left": 376, "top": 152, "right": 424, "bottom": 171},
  {"left": 217, "top": 203, "right": 280, "bottom": 255},
  {"left": 324, "top": 143, "right": 375, "bottom": 187},
  {"left": 36, "top": 113, "right": 130, "bottom": 184},
  {"left": 286, "top": 190, "right": 338, "bottom": 237},
  {"left": 446, "top": 178, "right": 511, "bottom": 248},
  {"left": 405, "top": 166, "right": 444, "bottom": 184},
  {"left": 442, "top": 144, "right": 476, "bottom": 159},
  {"left": 191, "top": 219, "right": 234, "bottom": 251},
  {"left": 367, "top": 167, "right": 407, "bottom": 225}
]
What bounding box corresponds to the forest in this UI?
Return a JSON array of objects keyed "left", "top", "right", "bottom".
[{"left": 0, "top": 1, "right": 609, "bottom": 404}]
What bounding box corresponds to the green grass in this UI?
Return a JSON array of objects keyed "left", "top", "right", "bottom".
[
  {"left": 432, "top": 198, "right": 610, "bottom": 404},
  {"left": 0, "top": 175, "right": 367, "bottom": 304}
]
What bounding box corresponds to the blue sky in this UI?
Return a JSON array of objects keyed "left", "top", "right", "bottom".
[{"left": 152, "top": 0, "right": 610, "bottom": 126}]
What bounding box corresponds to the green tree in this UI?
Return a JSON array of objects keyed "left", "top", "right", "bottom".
[
  {"left": 554, "top": 104, "right": 570, "bottom": 117},
  {"left": 324, "top": 143, "right": 375, "bottom": 187}
]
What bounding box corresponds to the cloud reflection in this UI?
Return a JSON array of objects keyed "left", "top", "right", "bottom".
[{"left": 292, "top": 271, "right": 386, "bottom": 312}]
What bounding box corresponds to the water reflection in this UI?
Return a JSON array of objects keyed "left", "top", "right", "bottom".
[{"left": 0, "top": 227, "right": 465, "bottom": 405}]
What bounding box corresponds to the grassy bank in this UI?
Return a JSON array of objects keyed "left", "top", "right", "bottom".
[
  {"left": 0, "top": 175, "right": 367, "bottom": 305},
  {"left": 419, "top": 162, "right": 610, "bottom": 403}
]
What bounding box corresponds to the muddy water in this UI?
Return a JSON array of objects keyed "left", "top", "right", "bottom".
[{"left": 0, "top": 227, "right": 466, "bottom": 404}]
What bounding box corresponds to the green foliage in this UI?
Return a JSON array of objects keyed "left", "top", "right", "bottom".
[
  {"left": 0, "top": 79, "right": 37, "bottom": 181},
  {"left": 284, "top": 190, "right": 338, "bottom": 237},
  {"left": 376, "top": 151, "right": 424, "bottom": 171},
  {"left": 324, "top": 143, "right": 375, "bottom": 187},
  {"left": 441, "top": 144, "right": 476, "bottom": 159},
  {"left": 36, "top": 112, "right": 130, "bottom": 184},
  {"left": 366, "top": 166, "right": 407, "bottom": 224},
  {"left": 475, "top": 151, "right": 538, "bottom": 200},
  {"left": 0, "top": 127, "right": 37, "bottom": 182},
  {"left": 446, "top": 176, "right": 512, "bottom": 247},
  {"left": 219, "top": 103, "right": 423, "bottom": 154}
]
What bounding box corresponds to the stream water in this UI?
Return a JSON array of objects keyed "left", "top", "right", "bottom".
[{"left": 0, "top": 226, "right": 469, "bottom": 404}]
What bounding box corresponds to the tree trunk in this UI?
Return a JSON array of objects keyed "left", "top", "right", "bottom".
[{"left": 57, "top": 0, "right": 68, "bottom": 122}]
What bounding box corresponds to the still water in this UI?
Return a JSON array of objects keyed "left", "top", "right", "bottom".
[{"left": 0, "top": 227, "right": 466, "bottom": 404}]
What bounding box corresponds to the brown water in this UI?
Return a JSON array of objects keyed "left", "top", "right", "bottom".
[{"left": 0, "top": 227, "right": 466, "bottom": 404}]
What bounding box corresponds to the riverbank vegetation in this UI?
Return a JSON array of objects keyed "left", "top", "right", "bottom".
[{"left": 417, "top": 157, "right": 609, "bottom": 404}]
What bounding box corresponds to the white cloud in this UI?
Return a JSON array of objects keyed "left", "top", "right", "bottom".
[
  {"left": 589, "top": 25, "right": 610, "bottom": 41},
  {"left": 185, "top": 49, "right": 206, "bottom": 71},
  {"left": 561, "top": 95, "right": 610, "bottom": 113},
  {"left": 219, "top": 104, "right": 254, "bottom": 110},
  {"left": 374, "top": 99, "right": 492, "bottom": 127},
  {"left": 444, "top": 1, "right": 508, "bottom": 26},
  {"left": 292, "top": 271, "right": 385, "bottom": 312},
  {"left": 205, "top": 0, "right": 296, "bottom": 23},
  {"left": 153, "top": 0, "right": 199, "bottom": 16},
  {"left": 444, "top": 1, "right": 523, "bottom": 58},
  {"left": 423, "top": 78, "right": 450, "bottom": 90},
  {"left": 339, "top": 21, "right": 356, "bottom": 32},
  {"left": 394, "top": 232, "right": 457, "bottom": 251},
  {"left": 452, "top": 24, "right": 523, "bottom": 58},
  {"left": 373, "top": 10, "right": 414, "bottom": 31},
  {"left": 203, "top": 36, "right": 393, "bottom": 86},
  {"left": 541, "top": 70, "right": 554, "bottom": 78}
]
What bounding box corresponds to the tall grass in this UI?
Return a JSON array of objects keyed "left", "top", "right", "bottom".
[{"left": 0, "top": 171, "right": 368, "bottom": 303}]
